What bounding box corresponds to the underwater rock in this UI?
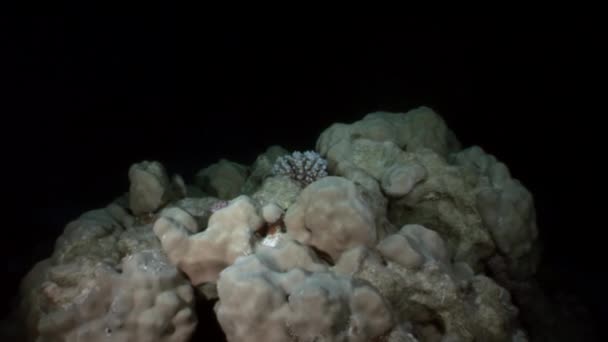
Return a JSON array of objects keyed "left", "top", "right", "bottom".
[
  {"left": 129, "top": 160, "right": 173, "bottom": 215},
  {"left": 334, "top": 226, "right": 523, "bottom": 342},
  {"left": 451, "top": 146, "right": 540, "bottom": 279},
  {"left": 171, "top": 196, "right": 219, "bottom": 229},
  {"left": 316, "top": 106, "right": 461, "bottom": 170},
  {"left": 194, "top": 159, "right": 249, "bottom": 200},
  {"left": 252, "top": 175, "right": 301, "bottom": 209},
  {"left": 381, "top": 162, "right": 428, "bottom": 198},
  {"left": 241, "top": 145, "right": 289, "bottom": 194},
  {"left": 386, "top": 149, "right": 496, "bottom": 271}
]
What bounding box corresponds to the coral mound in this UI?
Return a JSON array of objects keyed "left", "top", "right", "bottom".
[{"left": 14, "top": 106, "right": 551, "bottom": 342}]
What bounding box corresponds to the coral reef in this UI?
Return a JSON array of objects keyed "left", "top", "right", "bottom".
[
  {"left": 215, "top": 239, "right": 394, "bottom": 342},
  {"left": 13, "top": 106, "right": 561, "bottom": 342},
  {"left": 17, "top": 207, "right": 196, "bottom": 342}
]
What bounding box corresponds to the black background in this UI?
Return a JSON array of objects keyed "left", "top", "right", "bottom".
[{"left": 2, "top": 9, "right": 604, "bottom": 339}]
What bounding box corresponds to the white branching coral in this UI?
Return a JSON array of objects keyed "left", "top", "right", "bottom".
[{"left": 271, "top": 150, "right": 328, "bottom": 187}]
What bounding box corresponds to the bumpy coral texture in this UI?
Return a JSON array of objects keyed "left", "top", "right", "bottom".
[
  {"left": 36, "top": 250, "right": 196, "bottom": 342},
  {"left": 16, "top": 205, "right": 198, "bottom": 342},
  {"left": 154, "top": 196, "right": 265, "bottom": 285},
  {"left": 14, "top": 107, "right": 552, "bottom": 342},
  {"left": 285, "top": 176, "right": 378, "bottom": 262},
  {"left": 271, "top": 150, "right": 328, "bottom": 187},
  {"left": 215, "top": 238, "right": 395, "bottom": 342}
]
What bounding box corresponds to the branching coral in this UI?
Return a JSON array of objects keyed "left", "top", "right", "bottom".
[{"left": 271, "top": 150, "right": 328, "bottom": 187}]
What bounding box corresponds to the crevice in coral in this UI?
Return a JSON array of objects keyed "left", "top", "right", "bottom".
[
  {"left": 310, "top": 246, "right": 335, "bottom": 266},
  {"left": 191, "top": 293, "right": 226, "bottom": 342}
]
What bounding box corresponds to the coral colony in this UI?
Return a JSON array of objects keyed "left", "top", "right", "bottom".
[
  {"left": 16, "top": 107, "right": 542, "bottom": 341},
  {"left": 271, "top": 150, "right": 329, "bottom": 187}
]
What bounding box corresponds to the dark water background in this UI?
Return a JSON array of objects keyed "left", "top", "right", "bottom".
[{"left": 2, "top": 10, "right": 603, "bottom": 340}]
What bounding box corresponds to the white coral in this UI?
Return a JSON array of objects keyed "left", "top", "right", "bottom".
[{"left": 271, "top": 150, "right": 328, "bottom": 187}]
